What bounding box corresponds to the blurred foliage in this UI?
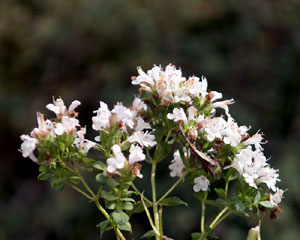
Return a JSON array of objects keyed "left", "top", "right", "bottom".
[{"left": 0, "top": 0, "right": 299, "bottom": 239}]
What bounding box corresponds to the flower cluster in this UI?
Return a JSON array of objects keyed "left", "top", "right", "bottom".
[
  {"left": 133, "top": 64, "right": 283, "bottom": 204},
  {"left": 92, "top": 98, "right": 156, "bottom": 175},
  {"left": 20, "top": 98, "right": 96, "bottom": 163},
  {"left": 20, "top": 64, "right": 285, "bottom": 240}
]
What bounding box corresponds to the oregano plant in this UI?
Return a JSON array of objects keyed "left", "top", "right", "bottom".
[{"left": 20, "top": 64, "right": 285, "bottom": 240}]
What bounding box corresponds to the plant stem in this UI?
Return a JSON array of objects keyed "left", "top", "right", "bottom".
[
  {"left": 212, "top": 211, "right": 232, "bottom": 229},
  {"left": 159, "top": 205, "right": 163, "bottom": 236},
  {"left": 68, "top": 184, "right": 93, "bottom": 200},
  {"left": 140, "top": 193, "right": 161, "bottom": 237},
  {"left": 131, "top": 183, "right": 152, "bottom": 205},
  {"left": 157, "top": 171, "right": 189, "bottom": 203},
  {"left": 201, "top": 199, "right": 206, "bottom": 234},
  {"left": 94, "top": 198, "right": 126, "bottom": 240},
  {"left": 151, "top": 162, "right": 161, "bottom": 240},
  {"left": 74, "top": 168, "right": 126, "bottom": 240},
  {"left": 209, "top": 206, "right": 229, "bottom": 230},
  {"left": 225, "top": 180, "right": 229, "bottom": 196}
]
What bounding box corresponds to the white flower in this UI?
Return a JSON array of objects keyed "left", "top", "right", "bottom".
[
  {"left": 193, "top": 176, "right": 210, "bottom": 192},
  {"left": 226, "top": 148, "right": 280, "bottom": 191},
  {"left": 132, "top": 97, "right": 147, "bottom": 113},
  {"left": 243, "top": 133, "right": 265, "bottom": 151},
  {"left": 169, "top": 150, "right": 185, "bottom": 177},
  {"left": 202, "top": 117, "right": 227, "bottom": 141},
  {"left": 107, "top": 145, "right": 126, "bottom": 173},
  {"left": 46, "top": 98, "right": 81, "bottom": 116},
  {"left": 127, "top": 131, "right": 157, "bottom": 147},
  {"left": 68, "top": 100, "right": 81, "bottom": 112},
  {"left": 92, "top": 101, "right": 111, "bottom": 130},
  {"left": 20, "top": 135, "right": 38, "bottom": 161},
  {"left": 74, "top": 128, "right": 96, "bottom": 154},
  {"left": 129, "top": 144, "right": 145, "bottom": 164},
  {"left": 46, "top": 98, "right": 66, "bottom": 115},
  {"left": 135, "top": 117, "right": 151, "bottom": 132},
  {"left": 112, "top": 103, "right": 134, "bottom": 129},
  {"left": 212, "top": 99, "right": 235, "bottom": 117},
  {"left": 54, "top": 116, "right": 79, "bottom": 135},
  {"left": 270, "top": 188, "right": 285, "bottom": 206},
  {"left": 167, "top": 108, "right": 188, "bottom": 124}
]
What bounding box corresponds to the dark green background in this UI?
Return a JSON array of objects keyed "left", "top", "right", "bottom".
[{"left": 0, "top": 0, "right": 299, "bottom": 239}]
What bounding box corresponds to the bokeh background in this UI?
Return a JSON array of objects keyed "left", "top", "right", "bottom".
[{"left": 1, "top": 0, "right": 300, "bottom": 239}]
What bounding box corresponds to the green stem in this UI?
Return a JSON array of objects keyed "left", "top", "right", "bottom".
[
  {"left": 159, "top": 205, "right": 163, "bottom": 236},
  {"left": 94, "top": 198, "right": 126, "bottom": 240},
  {"left": 209, "top": 207, "right": 229, "bottom": 230},
  {"left": 140, "top": 193, "right": 161, "bottom": 237},
  {"left": 68, "top": 184, "right": 93, "bottom": 200},
  {"left": 157, "top": 171, "right": 189, "bottom": 203},
  {"left": 212, "top": 211, "right": 232, "bottom": 230},
  {"left": 74, "top": 168, "right": 126, "bottom": 240},
  {"left": 151, "top": 162, "right": 161, "bottom": 240},
  {"left": 201, "top": 199, "right": 206, "bottom": 233},
  {"left": 131, "top": 183, "right": 152, "bottom": 205},
  {"left": 225, "top": 180, "right": 229, "bottom": 196}
]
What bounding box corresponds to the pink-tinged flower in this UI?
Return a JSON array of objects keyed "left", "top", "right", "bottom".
[
  {"left": 132, "top": 97, "right": 147, "bottom": 113},
  {"left": 54, "top": 116, "right": 79, "bottom": 135},
  {"left": 20, "top": 135, "right": 38, "bottom": 161},
  {"left": 112, "top": 103, "right": 134, "bottom": 129},
  {"left": 107, "top": 145, "right": 126, "bottom": 173},
  {"left": 92, "top": 101, "right": 111, "bottom": 130},
  {"left": 128, "top": 144, "right": 145, "bottom": 164},
  {"left": 169, "top": 150, "right": 185, "bottom": 177},
  {"left": 46, "top": 98, "right": 81, "bottom": 116},
  {"left": 74, "top": 128, "right": 96, "bottom": 154},
  {"left": 270, "top": 188, "right": 286, "bottom": 206},
  {"left": 193, "top": 176, "right": 210, "bottom": 192},
  {"left": 167, "top": 108, "right": 188, "bottom": 124},
  {"left": 46, "top": 98, "right": 66, "bottom": 115},
  {"left": 127, "top": 131, "right": 157, "bottom": 147}
]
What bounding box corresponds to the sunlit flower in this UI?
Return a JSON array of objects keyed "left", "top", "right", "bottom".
[
  {"left": 92, "top": 101, "right": 111, "bottom": 130},
  {"left": 112, "top": 102, "right": 134, "bottom": 129},
  {"left": 107, "top": 145, "right": 126, "bottom": 173},
  {"left": 193, "top": 176, "right": 210, "bottom": 192},
  {"left": 127, "top": 131, "right": 157, "bottom": 147},
  {"left": 167, "top": 108, "right": 188, "bottom": 124},
  {"left": 128, "top": 144, "right": 145, "bottom": 164}
]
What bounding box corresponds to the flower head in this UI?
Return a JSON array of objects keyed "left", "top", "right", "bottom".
[{"left": 193, "top": 176, "right": 210, "bottom": 192}]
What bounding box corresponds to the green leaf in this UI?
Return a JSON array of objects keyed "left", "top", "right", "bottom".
[
  {"left": 191, "top": 232, "right": 203, "bottom": 240},
  {"left": 159, "top": 197, "right": 188, "bottom": 207},
  {"left": 141, "top": 230, "right": 156, "bottom": 239},
  {"left": 96, "top": 173, "right": 107, "bottom": 185},
  {"left": 153, "top": 142, "right": 172, "bottom": 163},
  {"left": 82, "top": 157, "right": 94, "bottom": 166},
  {"left": 122, "top": 201, "right": 134, "bottom": 210},
  {"left": 93, "top": 161, "right": 106, "bottom": 170},
  {"left": 101, "top": 190, "right": 118, "bottom": 201},
  {"left": 105, "top": 201, "right": 116, "bottom": 210},
  {"left": 118, "top": 222, "right": 132, "bottom": 232},
  {"left": 215, "top": 188, "right": 226, "bottom": 200},
  {"left": 154, "top": 125, "right": 165, "bottom": 143},
  {"left": 235, "top": 200, "right": 246, "bottom": 212},
  {"left": 259, "top": 201, "right": 274, "bottom": 208},
  {"left": 112, "top": 211, "right": 129, "bottom": 225},
  {"left": 254, "top": 191, "right": 261, "bottom": 203},
  {"left": 216, "top": 198, "right": 230, "bottom": 207},
  {"left": 106, "top": 177, "right": 119, "bottom": 188},
  {"left": 96, "top": 220, "right": 112, "bottom": 237}
]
